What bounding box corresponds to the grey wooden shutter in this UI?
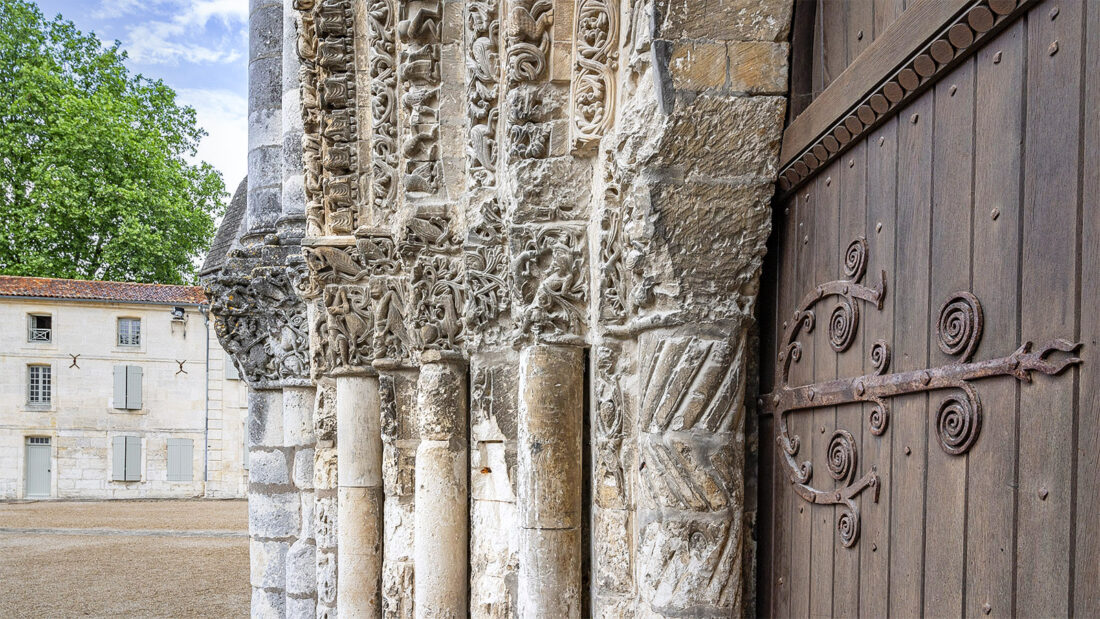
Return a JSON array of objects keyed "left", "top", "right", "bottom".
[
  {"left": 113, "top": 366, "right": 127, "bottom": 409},
  {"left": 124, "top": 436, "right": 141, "bottom": 481},
  {"left": 112, "top": 436, "right": 126, "bottom": 480},
  {"left": 167, "top": 439, "right": 193, "bottom": 481},
  {"left": 225, "top": 353, "right": 239, "bottom": 380},
  {"left": 126, "top": 366, "right": 142, "bottom": 409}
]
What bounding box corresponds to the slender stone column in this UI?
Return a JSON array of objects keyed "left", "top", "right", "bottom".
[
  {"left": 336, "top": 372, "right": 384, "bottom": 617},
  {"left": 413, "top": 351, "right": 469, "bottom": 617},
  {"left": 244, "top": 0, "right": 283, "bottom": 243},
  {"left": 517, "top": 344, "right": 584, "bottom": 618}
]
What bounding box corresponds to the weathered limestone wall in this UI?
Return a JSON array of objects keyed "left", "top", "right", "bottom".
[{"left": 212, "top": 0, "right": 793, "bottom": 615}]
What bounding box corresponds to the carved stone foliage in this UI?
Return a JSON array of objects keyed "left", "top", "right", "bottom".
[
  {"left": 594, "top": 344, "right": 627, "bottom": 509},
  {"left": 298, "top": 0, "right": 359, "bottom": 235},
  {"left": 570, "top": 0, "right": 618, "bottom": 151},
  {"left": 464, "top": 198, "right": 511, "bottom": 345},
  {"left": 206, "top": 267, "right": 310, "bottom": 387},
  {"left": 465, "top": 0, "right": 501, "bottom": 188},
  {"left": 598, "top": 207, "right": 628, "bottom": 323},
  {"left": 398, "top": 0, "right": 443, "bottom": 198},
  {"left": 507, "top": 87, "right": 550, "bottom": 161},
  {"left": 412, "top": 255, "right": 465, "bottom": 351},
  {"left": 368, "top": 0, "right": 399, "bottom": 217},
  {"left": 510, "top": 226, "right": 588, "bottom": 340},
  {"left": 370, "top": 278, "right": 414, "bottom": 360},
  {"left": 321, "top": 284, "right": 375, "bottom": 371}
]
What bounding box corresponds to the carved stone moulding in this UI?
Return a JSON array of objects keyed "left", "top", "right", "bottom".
[
  {"left": 763, "top": 236, "right": 1082, "bottom": 548},
  {"left": 464, "top": 0, "right": 501, "bottom": 188},
  {"left": 569, "top": 0, "right": 618, "bottom": 152},
  {"left": 509, "top": 224, "right": 588, "bottom": 344}
]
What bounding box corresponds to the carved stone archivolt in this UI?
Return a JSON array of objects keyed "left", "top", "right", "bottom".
[
  {"left": 570, "top": 0, "right": 618, "bottom": 151},
  {"left": 764, "top": 237, "right": 1082, "bottom": 548}
]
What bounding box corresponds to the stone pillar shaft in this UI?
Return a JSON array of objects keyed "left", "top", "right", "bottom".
[
  {"left": 517, "top": 344, "right": 584, "bottom": 618},
  {"left": 336, "top": 374, "right": 383, "bottom": 618},
  {"left": 245, "top": 0, "right": 284, "bottom": 242},
  {"left": 414, "top": 352, "right": 469, "bottom": 617}
]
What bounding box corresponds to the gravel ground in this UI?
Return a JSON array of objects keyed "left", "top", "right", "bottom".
[{"left": 0, "top": 500, "right": 249, "bottom": 618}]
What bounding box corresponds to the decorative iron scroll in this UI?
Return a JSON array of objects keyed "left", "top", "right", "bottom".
[{"left": 762, "top": 237, "right": 1082, "bottom": 548}]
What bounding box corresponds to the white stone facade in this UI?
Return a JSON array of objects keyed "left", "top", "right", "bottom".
[{"left": 0, "top": 288, "right": 248, "bottom": 499}]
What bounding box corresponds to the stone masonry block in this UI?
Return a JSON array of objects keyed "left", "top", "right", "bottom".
[
  {"left": 250, "top": 491, "right": 300, "bottom": 539},
  {"left": 251, "top": 539, "right": 288, "bottom": 589},
  {"left": 728, "top": 42, "right": 789, "bottom": 95},
  {"left": 668, "top": 41, "right": 727, "bottom": 92},
  {"left": 656, "top": 0, "right": 793, "bottom": 42},
  {"left": 251, "top": 587, "right": 285, "bottom": 618},
  {"left": 249, "top": 449, "right": 290, "bottom": 485},
  {"left": 286, "top": 538, "right": 317, "bottom": 597}
]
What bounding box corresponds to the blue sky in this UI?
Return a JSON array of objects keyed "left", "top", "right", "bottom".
[{"left": 34, "top": 0, "right": 249, "bottom": 191}]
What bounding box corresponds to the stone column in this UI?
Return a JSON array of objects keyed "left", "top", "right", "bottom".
[
  {"left": 245, "top": 0, "right": 284, "bottom": 244},
  {"left": 247, "top": 389, "right": 294, "bottom": 617},
  {"left": 517, "top": 344, "right": 584, "bottom": 618},
  {"left": 336, "top": 372, "right": 384, "bottom": 617},
  {"left": 413, "top": 351, "right": 468, "bottom": 617},
  {"left": 283, "top": 386, "right": 317, "bottom": 617}
]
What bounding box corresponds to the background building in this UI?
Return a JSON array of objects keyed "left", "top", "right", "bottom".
[{"left": 0, "top": 276, "right": 248, "bottom": 499}]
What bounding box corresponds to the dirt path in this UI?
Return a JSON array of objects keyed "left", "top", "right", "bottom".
[{"left": 0, "top": 500, "right": 249, "bottom": 618}]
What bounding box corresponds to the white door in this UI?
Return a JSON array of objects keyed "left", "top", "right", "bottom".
[{"left": 25, "top": 437, "right": 51, "bottom": 497}]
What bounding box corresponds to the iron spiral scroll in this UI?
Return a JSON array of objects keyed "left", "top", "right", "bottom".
[{"left": 763, "top": 237, "right": 1082, "bottom": 549}]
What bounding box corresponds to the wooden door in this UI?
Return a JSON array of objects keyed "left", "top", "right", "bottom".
[
  {"left": 25, "top": 437, "right": 51, "bottom": 497},
  {"left": 755, "top": 0, "right": 1098, "bottom": 616}
]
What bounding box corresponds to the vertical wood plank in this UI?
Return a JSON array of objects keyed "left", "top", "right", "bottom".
[
  {"left": 859, "top": 117, "right": 898, "bottom": 618},
  {"left": 810, "top": 163, "right": 840, "bottom": 618},
  {"left": 771, "top": 194, "right": 803, "bottom": 619},
  {"left": 923, "top": 58, "right": 974, "bottom": 619},
  {"left": 1017, "top": 1, "right": 1082, "bottom": 613},
  {"left": 789, "top": 184, "right": 818, "bottom": 619},
  {"left": 847, "top": 0, "right": 874, "bottom": 64},
  {"left": 1075, "top": 1, "right": 1100, "bottom": 615},
  {"left": 888, "top": 90, "right": 933, "bottom": 619},
  {"left": 872, "top": 0, "right": 904, "bottom": 40},
  {"left": 821, "top": 0, "right": 848, "bottom": 90},
  {"left": 832, "top": 141, "right": 867, "bottom": 619},
  {"left": 965, "top": 22, "right": 1025, "bottom": 618}
]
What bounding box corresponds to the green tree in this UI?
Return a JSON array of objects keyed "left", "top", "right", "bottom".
[{"left": 0, "top": 0, "right": 225, "bottom": 284}]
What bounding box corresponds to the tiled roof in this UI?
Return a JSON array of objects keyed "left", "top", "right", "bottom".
[
  {"left": 201, "top": 176, "right": 248, "bottom": 275},
  {"left": 0, "top": 276, "right": 207, "bottom": 305}
]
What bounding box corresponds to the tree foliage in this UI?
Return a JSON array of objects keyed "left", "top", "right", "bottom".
[{"left": 0, "top": 0, "right": 225, "bottom": 284}]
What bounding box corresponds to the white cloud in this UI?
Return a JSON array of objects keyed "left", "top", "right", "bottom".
[
  {"left": 99, "top": 0, "right": 247, "bottom": 66},
  {"left": 176, "top": 88, "right": 248, "bottom": 191}
]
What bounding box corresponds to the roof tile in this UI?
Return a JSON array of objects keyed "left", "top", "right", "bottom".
[{"left": 0, "top": 276, "right": 207, "bottom": 305}]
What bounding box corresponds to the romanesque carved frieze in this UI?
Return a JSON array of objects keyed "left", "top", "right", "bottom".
[
  {"left": 370, "top": 278, "right": 414, "bottom": 360},
  {"left": 465, "top": 0, "right": 501, "bottom": 188},
  {"left": 504, "top": 0, "right": 553, "bottom": 85},
  {"left": 764, "top": 237, "right": 1083, "bottom": 548},
  {"left": 398, "top": 0, "right": 444, "bottom": 199},
  {"left": 321, "top": 284, "right": 375, "bottom": 371},
  {"left": 598, "top": 208, "right": 628, "bottom": 323},
  {"left": 400, "top": 210, "right": 460, "bottom": 257},
  {"left": 206, "top": 267, "right": 311, "bottom": 388},
  {"left": 302, "top": 235, "right": 401, "bottom": 298},
  {"left": 464, "top": 198, "right": 511, "bottom": 345},
  {"left": 412, "top": 255, "right": 465, "bottom": 351},
  {"left": 367, "top": 0, "right": 399, "bottom": 217},
  {"left": 510, "top": 225, "right": 587, "bottom": 340},
  {"left": 296, "top": 1, "right": 325, "bottom": 236},
  {"left": 570, "top": 0, "right": 618, "bottom": 151},
  {"left": 298, "top": 0, "right": 360, "bottom": 235}
]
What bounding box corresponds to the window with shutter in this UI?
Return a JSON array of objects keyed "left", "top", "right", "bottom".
[
  {"left": 113, "top": 365, "right": 143, "bottom": 410},
  {"left": 166, "top": 438, "right": 194, "bottom": 481},
  {"left": 112, "top": 436, "right": 141, "bottom": 481},
  {"left": 28, "top": 314, "right": 52, "bottom": 342}
]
